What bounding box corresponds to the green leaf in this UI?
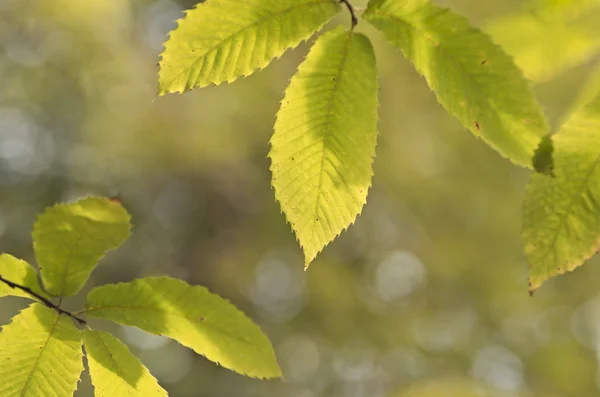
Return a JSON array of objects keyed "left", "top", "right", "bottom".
[
  {"left": 363, "top": 0, "right": 550, "bottom": 167},
  {"left": 158, "top": 0, "right": 342, "bottom": 94},
  {"left": 0, "top": 254, "right": 47, "bottom": 300},
  {"left": 0, "top": 303, "right": 83, "bottom": 397},
  {"left": 33, "top": 197, "right": 131, "bottom": 297},
  {"left": 532, "top": 134, "right": 555, "bottom": 176},
  {"left": 85, "top": 277, "right": 281, "bottom": 379},
  {"left": 486, "top": 12, "right": 600, "bottom": 82},
  {"left": 523, "top": 92, "right": 600, "bottom": 292},
  {"left": 269, "top": 27, "right": 378, "bottom": 266},
  {"left": 83, "top": 329, "right": 168, "bottom": 397}
]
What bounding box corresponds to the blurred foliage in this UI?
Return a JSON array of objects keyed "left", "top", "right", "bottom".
[{"left": 1, "top": 0, "right": 600, "bottom": 396}]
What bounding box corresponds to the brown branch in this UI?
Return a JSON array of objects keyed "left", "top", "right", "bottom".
[
  {"left": 340, "top": 0, "right": 358, "bottom": 28},
  {"left": 0, "top": 275, "right": 86, "bottom": 325}
]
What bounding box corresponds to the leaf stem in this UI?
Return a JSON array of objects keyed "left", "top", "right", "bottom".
[
  {"left": 340, "top": 0, "right": 358, "bottom": 28},
  {"left": 0, "top": 275, "right": 86, "bottom": 325}
]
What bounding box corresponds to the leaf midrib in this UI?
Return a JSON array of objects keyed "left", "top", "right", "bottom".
[{"left": 307, "top": 30, "right": 354, "bottom": 253}]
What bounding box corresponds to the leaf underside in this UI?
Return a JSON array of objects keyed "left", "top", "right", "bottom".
[
  {"left": 0, "top": 254, "right": 47, "bottom": 300},
  {"left": 363, "top": 0, "right": 550, "bottom": 167},
  {"left": 83, "top": 329, "right": 168, "bottom": 397},
  {"left": 33, "top": 197, "right": 131, "bottom": 297},
  {"left": 269, "top": 26, "right": 379, "bottom": 266},
  {"left": 523, "top": 92, "right": 600, "bottom": 292},
  {"left": 158, "top": 0, "right": 342, "bottom": 94},
  {"left": 85, "top": 277, "right": 282, "bottom": 379},
  {"left": 0, "top": 304, "right": 83, "bottom": 397}
]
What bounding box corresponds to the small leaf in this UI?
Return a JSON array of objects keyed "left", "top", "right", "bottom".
[
  {"left": 523, "top": 91, "right": 600, "bottom": 292},
  {"left": 85, "top": 277, "right": 281, "bottom": 379},
  {"left": 0, "top": 254, "right": 47, "bottom": 300},
  {"left": 0, "top": 303, "right": 83, "bottom": 397},
  {"left": 532, "top": 134, "right": 555, "bottom": 176},
  {"left": 33, "top": 196, "right": 132, "bottom": 297},
  {"left": 487, "top": 12, "right": 600, "bottom": 82},
  {"left": 270, "top": 26, "right": 379, "bottom": 266},
  {"left": 363, "top": 0, "right": 550, "bottom": 167},
  {"left": 83, "top": 329, "right": 168, "bottom": 397},
  {"left": 158, "top": 0, "right": 341, "bottom": 94}
]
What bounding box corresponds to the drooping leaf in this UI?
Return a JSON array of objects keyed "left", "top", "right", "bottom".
[
  {"left": 523, "top": 92, "right": 600, "bottom": 292},
  {"left": 158, "top": 0, "right": 342, "bottom": 94},
  {"left": 33, "top": 197, "right": 131, "bottom": 297},
  {"left": 0, "top": 303, "right": 83, "bottom": 397},
  {"left": 85, "top": 277, "right": 281, "bottom": 379},
  {"left": 532, "top": 134, "right": 555, "bottom": 176},
  {"left": 83, "top": 329, "right": 168, "bottom": 397},
  {"left": 487, "top": 12, "right": 600, "bottom": 82},
  {"left": 363, "top": 0, "right": 550, "bottom": 167},
  {"left": 0, "top": 254, "right": 47, "bottom": 300},
  {"left": 269, "top": 26, "right": 378, "bottom": 266}
]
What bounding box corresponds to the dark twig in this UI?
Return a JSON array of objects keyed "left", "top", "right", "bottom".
[
  {"left": 340, "top": 0, "right": 358, "bottom": 28},
  {"left": 0, "top": 275, "right": 86, "bottom": 325}
]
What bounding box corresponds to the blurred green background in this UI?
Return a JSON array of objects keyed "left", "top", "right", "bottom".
[{"left": 1, "top": 0, "right": 600, "bottom": 396}]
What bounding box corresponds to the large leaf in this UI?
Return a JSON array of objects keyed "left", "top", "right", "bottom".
[
  {"left": 363, "top": 0, "right": 549, "bottom": 167},
  {"left": 83, "top": 329, "right": 167, "bottom": 397},
  {"left": 158, "top": 0, "right": 341, "bottom": 94},
  {"left": 85, "top": 277, "right": 281, "bottom": 379},
  {"left": 0, "top": 254, "right": 47, "bottom": 300},
  {"left": 523, "top": 92, "right": 600, "bottom": 292},
  {"left": 487, "top": 12, "right": 600, "bottom": 82},
  {"left": 269, "top": 26, "right": 378, "bottom": 266},
  {"left": 33, "top": 197, "right": 131, "bottom": 297},
  {"left": 0, "top": 303, "right": 83, "bottom": 396}
]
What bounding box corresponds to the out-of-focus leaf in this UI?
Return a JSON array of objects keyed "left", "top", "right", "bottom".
[
  {"left": 363, "top": 0, "right": 550, "bottom": 168},
  {"left": 85, "top": 277, "right": 282, "bottom": 379},
  {"left": 0, "top": 304, "right": 83, "bottom": 397},
  {"left": 487, "top": 13, "right": 600, "bottom": 82},
  {"left": 523, "top": 91, "right": 600, "bottom": 292},
  {"left": 83, "top": 329, "right": 168, "bottom": 397},
  {"left": 33, "top": 197, "right": 131, "bottom": 297},
  {"left": 158, "top": 0, "right": 341, "bottom": 94},
  {"left": 0, "top": 254, "right": 47, "bottom": 300},
  {"left": 270, "top": 26, "right": 379, "bottom": 266}
]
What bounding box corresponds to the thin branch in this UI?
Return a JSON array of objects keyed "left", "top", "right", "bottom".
[
  {"left": 340, "top": 0, "right": 358, "bottom": 28},
  {"left": 0, "top": 275, "right": 86, "bottom": 325}
]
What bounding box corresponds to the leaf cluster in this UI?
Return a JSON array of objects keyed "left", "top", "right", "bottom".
[{"left": 0, "top": 197, "right": 281, "bottom": 396}]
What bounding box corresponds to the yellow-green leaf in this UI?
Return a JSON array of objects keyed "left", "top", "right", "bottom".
[
  {"left": 0, "top": 254, "right": 47, "bottom": 301},
  {"left": 523, "top": 91, "right": 600, "bottom": 292},
  {"left": 83, "top": 329, "right": 168, "bottom": 397},
  {"left": 363, "top": 0, "right": 550, "bottom": 167},
  {"left": 0, "top": 303, "right": 83, "bottom": 397},
  {"left": 269, "top": 27, "right": 379, "bottom": 266},
  {"left": 33, "top": 197, "right": 131, "bottom": 297},
  {"left": 158, "top": 0, "right": 341, "bottom": 94},
  {"left": 85, "top": 277, "right": 281, "bottom": 379}
]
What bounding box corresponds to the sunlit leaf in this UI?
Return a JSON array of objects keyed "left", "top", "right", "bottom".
[
  {"left": 33, "top": 197, "right": 131, "bottom": 297},
  {"left": 158, "top": 0, "right": 341, "bottom": 94},
  {"left": 85, "top": 277, "right": 281, "bottom": 379},
  {"left": 269, "top": 26, "right": 378, "bottom": 266},
  {"left": 0, "top": 254, "right": 47, "bottom": 300},
  {"left": 523, "top": 91, "right": 600, "bottom": 292},
  {"left": 363, "top": 0, "right": 550, "bottom": 167},
  {"left": 487, "top": 12, "right": 600, "bottom": 82},
  {"left": 83, "top": 329, "right": 168, "bottom": 397},
  {"left": 0, "top": 304, "right": 83, "bottom": 397}
]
